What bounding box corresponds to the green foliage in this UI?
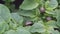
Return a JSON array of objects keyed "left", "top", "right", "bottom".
[
  {"left": 20, "top": 0, "right": 39, "bottom": 10},
  {"left": 45, "top": 0, "right": 58, "bottom": 11},
  {"left": 0, "top": 0, "right": 60, "bottom": 34}
]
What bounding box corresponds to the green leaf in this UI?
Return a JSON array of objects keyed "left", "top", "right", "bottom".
[
  {"left": 4, "top": 23, "right": 9, "bottom": 31},
  {"left": 41, "top": 27, "right": 54, "bottom": 34},
  {"left": 18, "top": 10, "right": 36, "bottom": 18},
  {"left": 9, "top": 21, "right": 18, "bottom": 29},
  {"left": 16, "top": 28, "right": 31, "bottom": 34},
  {"left": 46, "top": 20, "right": 57, "bottom": 28},
  {"left": 4, "top": 30, "right": 16, "bottom": 34},
  {"left": 45, "top": 0, "right": 58, "bottom": 10},
  {"left": 30, "top": 22, "right": 45, "bottom": 33},
  {"left": 11, "top": 13, "right": 23, "bottom": 25},
  {"left": 0, "top": 16, "right": 6, "bottom": 34},
  {"left": 46, "top": 27, "right": 54, "bottom": 33},
  {"left": 57, "top": 10, "right": 60, "bottom": 27},
  {"left": 46, "top": 10, "right": 57, "bottom": 18},
  {"left": 51, "top": 30, "right": 60, "bottom": 34},
  {"left": 24, "top": 26, "right": 32, "bottom": 31},
  {"left": 20, "top": 0, "right": 39, "bottom": 10},
  {"left": 0, "top": 4, "right": 11, "bottom": 23}
]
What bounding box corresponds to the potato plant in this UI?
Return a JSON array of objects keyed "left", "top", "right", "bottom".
[{"left": 0, "top": 0, "right": 60, "bottom": 34}]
